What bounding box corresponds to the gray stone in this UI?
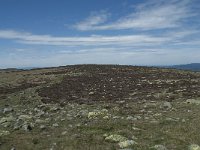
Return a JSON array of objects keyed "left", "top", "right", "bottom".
[
  {"left": 22, "top": 124, "right": 33, "bottom": 131},
  {"left": 160, "top": 102, "right": 172, "bottom": 109},
  {"left": 40, "top": 125, "right": 46, "bottom": 130},
  {"left": 18, "top": 115, "right": 32, "bottom": 121},
  {"left": 165, "top": 117, "right": 178, "bottom": 122},
  {"left": 50, "top": 106, "right": 60, "bottom": 112},
  {"left": 1, "top": 121, "right": 11, "bottom": 127},
  {"left": 132, "top": 126, "right": 141, "bottom": 131},
  {"left": 61, "top": 131, "right": 67, "bottom": 135},
  {"left": 118, "top": 140, "right": 137, "bottom": 148},
  {"left": 52, "top": 123, "right": 59, "bottom": 127},
  {"left": 153, "top": 145, "right": 168, "bottom": 150},
  {"left": 126, "top": 116, "right": 136, "bottom": 121},
  {"left": 0, "top": 116, "right": 15, "bottom": 124},
  {"left": 186, "top": 99, "right": 200, "bottom": 105},
  {"left": 182, "top": 119, "right": 186, "bottom": 123},
  {"left": 0, "top": 130, "right": 10, "bottom": 136},
  {"left": 188, "top": 144, "right": 200, "bottom": 150},
  {"left": 13, "top": 122, "right": 21, "bottom": 130},
  {"left": 35, "top": 119, "right": 46, "bottom": 124},
  {"left": 105, "top": 134, "right": 127, "bottom": 142},
  {"left": 89, "top": 91, "right": 95, "bottom": 95},
  {"left": 3, "top": 107, "right": 13, "bottom": 113}
]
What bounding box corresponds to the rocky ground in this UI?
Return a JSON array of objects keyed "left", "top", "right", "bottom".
[{"left": 0, "top": 65, "right": 200, "bottom": 150}]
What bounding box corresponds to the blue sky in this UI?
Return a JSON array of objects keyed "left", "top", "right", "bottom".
[{"left": 0, "top": 0, "right": 200, "bottom": 68}]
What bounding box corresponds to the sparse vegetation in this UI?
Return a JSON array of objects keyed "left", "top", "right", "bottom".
[{"left": 0, "top": 65, "right": 200, "bottom": 150}]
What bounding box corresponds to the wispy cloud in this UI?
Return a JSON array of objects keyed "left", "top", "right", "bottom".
[
  {"left": 1, "top": 28, "right": 199, "bottom": 48},
  {"left": 0, "top": 28, "right": 198, "bottom": 49},
  {"left": 0, "top": 0, "right": 199, "bottom": 68},
  {"left": 73, "top": 10, "right": 109, "bottom": 31},
  {"left": 73, "top": 0, "right": 195, "bottom": 31},
  {"left": 0, "top": 30, "right": 171, "bottom": 46}
]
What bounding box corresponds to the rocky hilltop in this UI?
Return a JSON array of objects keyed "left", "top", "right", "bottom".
[{"left": 0, "top": 65, "right": 200, "bottom": 150}]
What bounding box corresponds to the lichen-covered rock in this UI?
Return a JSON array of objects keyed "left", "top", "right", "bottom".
[
  {"left": 52, "top": 123, "right": 59, "bottom": 127},
  {"left": 22, "top": 123, "right": 33, "bottom": 131},
  {"left": 50, "top": 106, "right": 60, "bottom": 112},
  {"left": 126, "top": 116, "right": 136, "bottom": 121},
  {"left": 0, "top": 130, "right": 10, "bottom": 136},
  {"left": 89, "top": 91, "right": 95, "bottom": 95},
  {"left": 61, "top": 131, "right": 67, "bottom": 135},
  {"left": 35, "top": 119, "right": 46, "bottom": 124},
  {"left": 105, "top": 134, "right": 127, "bottom": 142},
  {"left": 40, "top": 125, "right": 46, "bottom": 130},
  {"left": 152, "top": 145, "right": 168, "bottom": 150},
  {"left": 160, "top": 102, "right": 172, "bottom": 109},
  {"left": 13, "top": 122, "right": 22, "bottom": 130},
  {"left": 18, "top": 115, "right": 32, "bottom": 121},
  {"left": 186, "top": 99, "right": 200, "bottom": 105},
  {"left": 188, "top": 144, "right": 200, "bottom": 150},
  {"left": 103, "top": 116, "right": 109, "bottom": 119},
  {"left": 118, "top": 140, "right": 137, "bottom": 148},
  {"left": 0, "top": 116, "right": 15, "bottom": 124},
  {"left": 88, "top": 109, "right": 108, "bottom": 119},
  {"left": 1, "top": 121, "right": 11, "bottom": 127},
  {"left": 132, "top": 126, "right": 141, "bottom": 131},
  {"left": 3, "top": 107, "right": 13, "bottom": 113}
]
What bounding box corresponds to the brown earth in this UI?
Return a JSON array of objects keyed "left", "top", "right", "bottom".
[{"left": 37, "top": 65, "right": 200, "bottom": 105}]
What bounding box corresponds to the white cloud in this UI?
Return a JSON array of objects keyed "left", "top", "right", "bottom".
[
  {"left": 73, "top": 0, "right": 195, "bottom": 31},
  {"left": 73, "top": 10, "right": 109, "bottom": 31},
  {"left": 0, "top": 0, "right": 199, "bottom": 68},
  {"left": 0, "top": 30, "right": 171, "bottom": 46},
  {"left": 0, "top": 28, "right": 198, "bottom": 47}
]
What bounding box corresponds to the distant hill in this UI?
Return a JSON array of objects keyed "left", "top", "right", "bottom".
[{"left": 167, "top": 63, "right": 200, "bottom": 71}]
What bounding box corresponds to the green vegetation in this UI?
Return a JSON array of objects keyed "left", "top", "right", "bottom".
[{"left": 0, "top": 65, "right": 200, "bottom": 150}]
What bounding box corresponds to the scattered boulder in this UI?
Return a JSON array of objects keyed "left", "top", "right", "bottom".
[
  {"left": 1, "top": 121, "right": 11, "bottom": 127},
  {"left": 50, "top": 106, "right": 60, "bottom": 112},
  {"left": 160, "top": 102, "right": 172, "bottom": 109},
  {"left": 105, "top": 134, "right": 127, "bottom": 142},
  {"left": 18, "top": 115, "right": 32, "bottom": 121},
  {"left": 118, "top": 140, "right": 137, "bottom": 148},
  {"left": 132, "top": 126, "right": 141, "bottom": 131},
  {"left": 0, "top": 116, "right": 15, "bottom": 124},
  {"left": 181, "top": 119, "right": 186, "bottom": 123},
  {"left": 152, "top": 145, "right": 168, "bottom": 150},
  {"left": 188, "top": 144, "right": 200, "bottom": 150},
  {"left": 150, "top": 120, "right": 159, "bottom": 124},
  {"left": 126, "top": 116, "right": 137, "bottom": 121},
  {"left": 52, "top": 123, "right": 59, "bottom": 127},
  {"left": 131, "top": 135, "right": 137, "bottom": 140},
  {"left": 0, "top": 130, "right": 10, "bottom": 136},
  {"left": 103, "top": 116, "right": 109, "bottom": 119},
  {"left": 40, "top": 125, "right": 46, "bottom": 130},
  {"left": 3, "top": 107, "right": 13, "bottom": 113},
  {"left": 89, "top": 91, "right": 95, "bottom": 95},
  {"left": 10, "top": 147, "right": 16, "bottom": 150},
  {"left": 35, "top": 119, "right": 46, "bottom": 124},
  {"left": 165, "top": 117, "right": 179, "bottom": 122},
  {"left": 186, "top": 99, "right": 200, "bottom": 105},
  {"left": 22, "top": 124, "right": 33, "bottom": 131},
  {"left": 88, "top": 109, "right": 108, "bottom": 119},
  {"left": 35, "top": 111, "right": 45, "bottom": 117},
  {"left": 61, "top": 131, "right": 67, "bottom": 135},
  {"left": 13, "top": 122, "right": 22, "bottom": 130}
]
